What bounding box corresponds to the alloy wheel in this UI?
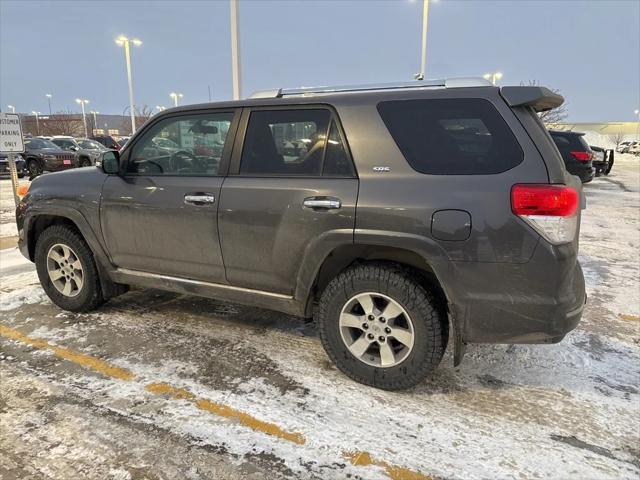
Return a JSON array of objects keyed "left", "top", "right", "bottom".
[
  {"left": 46, "top": 243, "right": 84, "bottom": 297},
  {"left": 339, "top": 292, "right": 415, "bottom": 368}
]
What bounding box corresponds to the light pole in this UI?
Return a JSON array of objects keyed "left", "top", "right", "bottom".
[
  {"left": 635, "top": 109, "right": 640, "bottom": 141},
  {"left": 90, "top": 110, "right": 99, "bottom": 136},
  {"left": 31, "top": 111, "right": 41, "bottom": 135},
  {"left": 7, "top": 105, "right": 15, "bottom": 113},
  {"left": 115, "top": 35, "right": 142, "bottom": 134},
  {"left": 483, "top": 72, "right": 503, "bottom": 85},
  {"left": 75, "top": 99, "right": 89, "bottom": 137},
  {"left": 230, "top": 0, "right": 242, "bottom": 99},
  {"left": 155, "top": 105, "right": 166, "bottom": 113},
  {"left": 45, "top": 94, "right": 52, "bottom": 115},
  {"left": 169, "top": 93, "right": 183, "bottom": 107},
  {"left": 413, "top": 0, "right": 430, "bottom": 80}
]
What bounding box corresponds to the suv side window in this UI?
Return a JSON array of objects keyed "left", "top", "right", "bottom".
[
  {"left": 239, "top": 109, "right": 354, "bottom": 176},
  {"left": 127, "top": 112, "right": 233, "bottom": 175},
  {"left": 377, "top": 98, "right": 523, "bottom": 175}
]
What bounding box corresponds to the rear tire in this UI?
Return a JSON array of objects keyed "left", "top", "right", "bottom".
[
  {"left": 35, "top": 225, "right": 105, "bottom": 312},
  {"left": 317, "top": 263, "right": 447, "bottom": 390}
]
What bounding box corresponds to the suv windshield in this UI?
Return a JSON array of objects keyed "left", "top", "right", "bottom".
[
  {"left": 78, "top": 139, "right": 104, "bottom": 150},
  {"left": 25, "top": 138, "right": 59, "bottom": 149}
]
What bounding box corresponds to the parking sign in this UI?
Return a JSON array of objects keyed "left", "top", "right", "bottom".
[{"left": 0, "top": 112, "right": 24, "bottom": 153}]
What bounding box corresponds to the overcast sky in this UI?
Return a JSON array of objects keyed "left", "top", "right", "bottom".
[{"left": 1, "top": 0, "right": 638, "bottom": 122}]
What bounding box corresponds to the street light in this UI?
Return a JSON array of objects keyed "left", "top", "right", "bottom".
[
  {"left": 75, "top": 98, "right": 90, "bottom": 136},
  {"left": 45, "top": 94, "right": 52, "bottom": 115},
  {"left": 635, "top": 109, "right": 640, "bottom": 141},
  {"left": 155, "top": 105, "right": 166, "bottom": 113},
  {"left": 31, "top": 111, "right": 41, "bottom": 135},
  {"left": 483, "top": 72, "right": 503, "bottom": 85},
  {"left": 7, "top": 105, "right": 15, "bottom": 113},
  {"left": 230, "top": 0, "right": 242, "bottom": 99},
  {"left": 115, "top": 35, "right": 142, "bottom": 135},
  {"left": 90, "top": 110, "right": 99, "bottom": 135},
  {"left": 169, "top": 92, "right": 183, "bottom": 107}
]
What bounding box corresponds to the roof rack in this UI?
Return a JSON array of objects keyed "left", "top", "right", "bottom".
[{"left": 249, "top": 77, "right": 492, "bottom": 99}]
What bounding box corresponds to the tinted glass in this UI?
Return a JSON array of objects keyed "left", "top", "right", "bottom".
[
  {"left": 377, "top": 98, "right": 523, "bottom": 175},
  {"left": 323, "top": 121, "right": 354, "bottom": 176},
  {"left": 551, "top": 133, "right": 589, "bottom": 151},
  {"left": 240, "top": 109, "right": 331, "bottom": 176},
  {"left": 78, "top": 139, "right": 104, "bottom": 150},
  {"left": 127, "top": 112, "right": 233, "bottom": 175},
  {"left": 25, "top": 138, "right": 58, "bottom": 149}
]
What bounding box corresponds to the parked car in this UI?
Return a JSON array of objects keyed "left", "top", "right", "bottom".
[
  {"left": 616, "top": 141, "right": 635, "bottom": 154},
  {"left": 549, "top": 130, "right": 595, "bottom": 183},
  {"left": 590, "top": 145, "right": 614, "bottom": 176},
  {"left": 16, "top": 79, "right": 586, "bottom": 390},
  {"left": 50, "top": 136, "right": 109, "bottom": 167},
  {"left": 628, "top": 143, "right": 640, "bottom": 156},
  {"left": 0, "top": 153, "right": 26, "bottom": 178},
  {"left": 22, "top": 137, "right": 78, "bottom": 179},
  {"left": 115, "top": 136, "right": 130, "bottom": 148},
  {"left": 91, "top": 135, "right": 122, "bottom": 151}
]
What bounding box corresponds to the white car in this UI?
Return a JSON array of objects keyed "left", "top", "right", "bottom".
[{"left": 628, "top": 142, "right": 640, "bottom": 156}]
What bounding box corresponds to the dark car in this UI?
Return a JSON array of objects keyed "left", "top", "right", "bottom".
[
  {"left": 17, "top": 79, "right": 586, "bottom": 390},
  {"left": 590, "top": 145, "right": 614, "bottom": 176},
  {"left": 91, "top": 135, "right": 121, "bottom": 151},
  {"left": 50, "top": 136, "right": 110, "bottom": 167},
  {"left": 549, "top": 130, "right": 595, "bottom": 183},
  {"left": 22, "top": 138, "right": 78, "bottom": 179},
  {"left": 0, "top": 153, "right": 26, "bottom": 178}
]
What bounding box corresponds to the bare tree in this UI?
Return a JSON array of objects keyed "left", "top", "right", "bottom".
[
  {"left": 40, "top": 112, "right": 85, "bottom": 137},
  {"left": 608, "top": 131, "right": 625, "bottom": 149},
  {"left": 134, "top": 105, "right": 153, "bottom": 130},
  {"left": 523, "top": 80, "right": 568, "bottom": 126}
]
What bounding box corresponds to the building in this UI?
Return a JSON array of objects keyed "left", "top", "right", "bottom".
[{"left": 18, "top": 113, "right": 150, "bottom": 137}]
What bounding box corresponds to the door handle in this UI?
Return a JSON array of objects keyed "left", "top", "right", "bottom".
[
  {"left": 303, "top": 197, "right": 341, "bottom": 210},
  {"left": 184, "top": 193, "right": 216, "bottom": 205}
]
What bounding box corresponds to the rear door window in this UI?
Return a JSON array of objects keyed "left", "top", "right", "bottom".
[
  {"left": 239, "top": 109, "right": 355, "bottom": 177},
  {"left": 377, "top": 98, "right": 523, "bottom": 175}
]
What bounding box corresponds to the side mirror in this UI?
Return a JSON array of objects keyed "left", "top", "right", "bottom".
[{"left": 99, "top": 150, "right": 120, "bottom": 174}]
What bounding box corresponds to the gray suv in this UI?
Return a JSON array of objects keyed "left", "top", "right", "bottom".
[{"left": 16, "top": 78, "right": 586, "bottom": 390}]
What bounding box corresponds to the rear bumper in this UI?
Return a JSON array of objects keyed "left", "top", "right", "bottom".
[
  {"left": 567, "top": 164, "right": 594, "bottom": 183},
  {"left": 447, "top": 240, "right": 585, "bottom": 344}
]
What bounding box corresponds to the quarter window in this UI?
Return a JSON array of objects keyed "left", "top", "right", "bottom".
[
  {"left": 377, "top": 98, "right": 523, "bottom": 175},
  {"left": 240, "top": 109, "right": 353, "bottom": 176},
  {"left": 127, "top": 112, "right": 233, "bottom": 175}
]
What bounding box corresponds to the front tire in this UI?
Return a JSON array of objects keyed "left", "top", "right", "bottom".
[
  {"left": 28, "top": 159, "right": 42, "bottom": 179},
  {"left": 317, "top": 263, "right": 447, "bottom": 390},
  {"left": 80, "top": 157, "right": 92, "bottom": 167},
  {"left": 35, "top": 225, "right": 105, "bottom": 312}
]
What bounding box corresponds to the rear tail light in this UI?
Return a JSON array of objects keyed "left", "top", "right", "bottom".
[
  {"left": 570, "top": 151, "right": 592, "bottom": 162},
  {"left": 511, "top": 184, "right": 579, "bottom": 244}
]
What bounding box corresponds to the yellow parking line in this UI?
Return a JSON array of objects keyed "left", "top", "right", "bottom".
[
  {"left": 146, "top": 382, "right": 305, "bottom": 445},
  {"left": 619, "top": 313, "right": 639, "bottom": 322},
  {"left": 2, "top": 323, "right": 430, "bottom": 479},
  {"left": 345, "top": 451, "right": 432, "bottom": 480},
  {"left": 0, "top": 324, "right": 135, "bottom": 381}
]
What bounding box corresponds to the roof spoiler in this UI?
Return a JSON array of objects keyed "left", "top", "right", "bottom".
[{"left": 500, "top": 86, "right": 564, "bottom": 112}]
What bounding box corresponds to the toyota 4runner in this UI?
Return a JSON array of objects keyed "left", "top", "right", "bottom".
[{"left": 16, "top": 78, "right": 586, "bottom": 390}]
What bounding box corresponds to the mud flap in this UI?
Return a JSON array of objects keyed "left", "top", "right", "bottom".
[{"left": 450, "top": 311, "right": 466, "bottom": 367}]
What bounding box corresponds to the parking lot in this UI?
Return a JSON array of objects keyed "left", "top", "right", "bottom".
[{"left": 0, "top": 154, "right": 637, "bottom": 480}]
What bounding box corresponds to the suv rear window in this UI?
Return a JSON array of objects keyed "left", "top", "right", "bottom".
[
  {"left": 550, "top": 132, "right": 590, "bottom": 151},
  {"left": 377, "top": 98, "right": 523, "bottom": 175}
]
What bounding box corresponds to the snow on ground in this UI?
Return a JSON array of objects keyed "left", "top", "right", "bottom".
[{"left": 0, "top": 158, "right": 639, "bottom": 480}]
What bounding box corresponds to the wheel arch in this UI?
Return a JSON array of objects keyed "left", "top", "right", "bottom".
[{"left": 25, "top": 209, "right": 125, "bottom": 299}]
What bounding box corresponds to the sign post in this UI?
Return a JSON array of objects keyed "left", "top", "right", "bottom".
[{"left": 0, "top": 112, "right": 25, "bottom": 207}]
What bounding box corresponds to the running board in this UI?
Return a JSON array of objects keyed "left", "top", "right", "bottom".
[{"left": 111, "top": 268, "right": 303, "bottom": 316}]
